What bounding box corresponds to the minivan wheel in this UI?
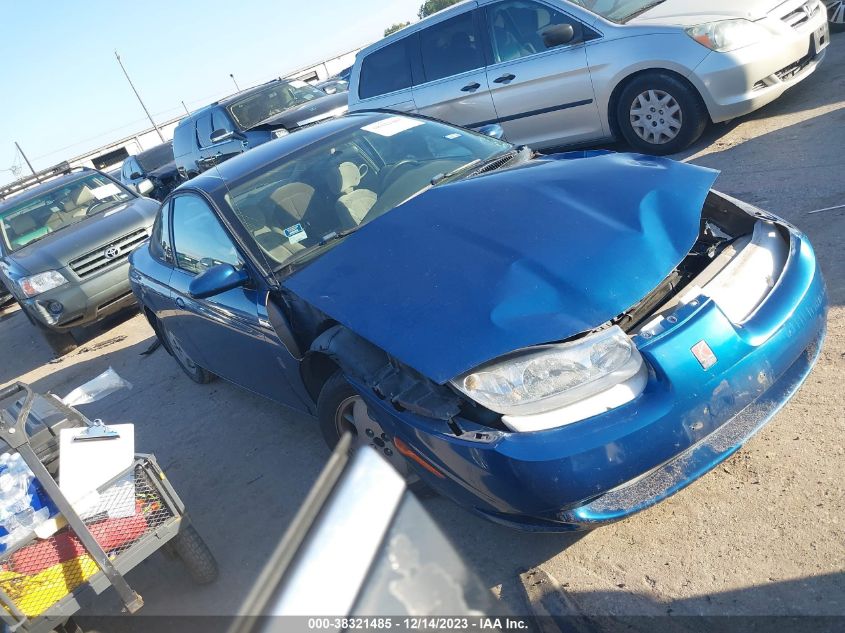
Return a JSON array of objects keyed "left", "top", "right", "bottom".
[
  {"left": 160, "top": 323, "right": 215, "bottom": 384},
  {"left": 616, "top": 72, "right": 708, "bottom": 155},
  {"left": 317, "top": 371, "right": 435, "bottom": 496},
  {"left": 828, "top": 1, "right": 845, "bottom": 31}
]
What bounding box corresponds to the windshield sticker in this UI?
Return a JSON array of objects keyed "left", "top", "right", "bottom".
[
  {"left": 91, "top": 183, "right": 122, "bottom": 200},
  {"left": 284, "top": 223, "right": 307, "bottom": 244},
  {"left": 445, "top": 133, "right": 462, "bottom": 140},
  {"left": 362, "top": 117, "right": 425, "bottom": 137}
]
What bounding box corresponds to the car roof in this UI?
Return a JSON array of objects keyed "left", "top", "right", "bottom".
[
  {"left": 0, "top": 169, "right": 98, "bottom": 211},
  {"left": 180, "top": 112, "right": 388, "bottom": 198},
  {"left": 361, "top": 0, "right": 476, "bottom": 53}
]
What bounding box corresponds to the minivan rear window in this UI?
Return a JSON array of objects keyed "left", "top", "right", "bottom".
[{"left": 359, "top": 40, "right": 413, "bottom": 99}]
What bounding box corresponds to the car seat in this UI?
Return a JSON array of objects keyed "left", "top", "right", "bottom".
[{"left": 329, "top": 162, "right": 377, "bottom": 224}]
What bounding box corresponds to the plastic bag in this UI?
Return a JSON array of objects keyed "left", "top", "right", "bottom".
[
  {"left": 0, "top": 454, "right": 58, "bottom": 552},
  {"left": 61, "top": 367, "right": 132, "bottom": 407}
]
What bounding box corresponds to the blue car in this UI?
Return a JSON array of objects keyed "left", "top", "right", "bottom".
[{"left": 128, "top": 112, "right": 827, "bottom": 531}]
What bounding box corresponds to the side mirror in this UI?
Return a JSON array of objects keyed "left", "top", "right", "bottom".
[
  {"left": 130, "top": 171, "right": 143, "bottom": 180},
  {"left": 210, "top": 129, "right": 235, "bottom": 144},
  {"left": 189, "top": 263, "right": 249, "bottom": 299},
  {"left": 477, "top": 124, "right": 505, "bottom": 140},
  {"left": 541, "top": 23, "right": 575, "bottom": 48},
  {"left": 136, "top": 179, "right": 155, "bottom": 196}
]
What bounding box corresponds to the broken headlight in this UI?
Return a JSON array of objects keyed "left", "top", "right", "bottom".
[{"left": 451, "top": 325, "right": 644, "bottom": 417}]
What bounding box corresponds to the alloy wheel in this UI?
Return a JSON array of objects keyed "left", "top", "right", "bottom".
[
  {"left": 629, "top": 89, "right": 683, "bottom": 145},
  {"left": 827, "top": 0, "right": 845, "bottom": 25},
  {"left": 334, "top": 395, "right": 411, "bottom": 477}
]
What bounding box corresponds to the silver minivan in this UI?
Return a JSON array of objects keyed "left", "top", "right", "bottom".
[{"left": 348, "top": 0, "right": 829, "bottom": 154}]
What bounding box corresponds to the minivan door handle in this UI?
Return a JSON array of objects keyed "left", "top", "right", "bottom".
[
  {"left": 461, "top": 82, "right": 481, "bottom": 92},
  {"left": 494, "top": 74, "right": 516, "bottom": 84}
]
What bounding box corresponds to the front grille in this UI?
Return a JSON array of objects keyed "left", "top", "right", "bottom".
[
  {"left": 776, "top": 51, "right": 813, "bottom": 80},
  {"left": 69, "top": 229, "right": 148, "bottom": 279},
  {"left": 780, "top": 0, "right": 820, "bottom": 28}
]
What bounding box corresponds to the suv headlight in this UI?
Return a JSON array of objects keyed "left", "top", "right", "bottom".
[
  {"left": 19, "top": 270, "right": 68, "bottom": 298},
  {"left": 686, "top": 19, "right": 769, "bottom": 52},
  {"left": 451, "top": 325, "right": 644, "bottom": 417}
]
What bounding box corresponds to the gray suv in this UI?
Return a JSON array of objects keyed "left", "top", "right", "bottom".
[{"left": 0, "top": 166, "right": 158, "bottom": 355}]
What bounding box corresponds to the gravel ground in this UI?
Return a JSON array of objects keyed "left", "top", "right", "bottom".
[{"left": 1, "top": 35, "right": 842, "bottom": 630}]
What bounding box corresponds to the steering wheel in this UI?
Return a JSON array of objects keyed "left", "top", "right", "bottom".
[{"left": 379, "top": 159, "right": 422, "bottom": 188}]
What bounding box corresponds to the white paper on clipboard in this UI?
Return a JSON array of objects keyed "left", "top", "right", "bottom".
[{"left": 59, "top": 424, "right": 135, "bottom": 518}]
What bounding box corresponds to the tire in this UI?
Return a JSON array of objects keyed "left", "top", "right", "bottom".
[
  {"left": 158, "top": 320, "right": 215, "bottom": 384},
  {"left": 830, "top": 1, "right": 845, "bottom": 32},
  {"left": 615, "top": 72, "right": 708, "bottom": 155},
  {"left": 317, "top": 371, "right": 436, "bottom": 497},
  {"left": 40, "top": 326, "right": 77, "bottom": 357},
  {"left": 171, "top": 524, "right": 218, "bottom": 585}
]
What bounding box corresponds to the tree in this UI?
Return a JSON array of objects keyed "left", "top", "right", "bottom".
[
  {"left": 418, "top": 0, "right": 461, "bottom": 19},
  {"left": 384, "top": 21, "right": 411, "bottom": 37}
]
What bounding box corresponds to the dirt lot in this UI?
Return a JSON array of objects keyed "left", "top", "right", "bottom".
[{"left": 1, "top": 37, "right": 843, "bottom": 629}]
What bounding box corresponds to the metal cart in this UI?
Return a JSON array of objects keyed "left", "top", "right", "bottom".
[{"left": 0, "top": 382, "right": 217, "bottom": 632}]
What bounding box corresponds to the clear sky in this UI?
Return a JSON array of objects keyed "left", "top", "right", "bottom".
[{"left": 0, "top": 0, "right": 421, "bottom": 185}]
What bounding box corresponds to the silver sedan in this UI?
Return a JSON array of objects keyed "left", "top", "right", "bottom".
[{"left": 349, "top": 0, "right": 831, "bottom": 154}]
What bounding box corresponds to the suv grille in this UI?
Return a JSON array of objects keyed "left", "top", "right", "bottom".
[
  {"left": 780, "top": 0, "right": 820, "bottom": 28},
  {"left": 69, "top": 229, "right": 148, "bottom": 279}
]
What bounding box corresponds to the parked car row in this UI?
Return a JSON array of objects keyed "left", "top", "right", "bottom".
[{"left": 0, "top": 0, "right": 833, "bottom": 531}]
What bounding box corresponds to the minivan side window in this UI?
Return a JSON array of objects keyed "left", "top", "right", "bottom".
[
  {"left": 419, "top": 11, "right": 485, "bottom": 83},
  {"left": 171, "top": 195, "right": 241, "bottom": 275},
  {"left": 359, "top": 40, "right": 413, "bottom": 99},
  {"left": 196, "top": 113, "right": 214, "bottom": 148},
  {"left": 487, "top": 0, "right": 591, "bottom": 64}
]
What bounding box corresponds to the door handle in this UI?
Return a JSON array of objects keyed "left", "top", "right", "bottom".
[
  {"left": 175, "top": 297, "right": 186, "bottom": 308},
  {"left": 494, "top": 73, "right": 516, "bottom": 84},
  {"left": 461, "top": 82, "right": 481, "bottom": 92}
]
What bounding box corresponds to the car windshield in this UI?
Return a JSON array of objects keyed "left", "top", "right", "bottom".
[
  {"left": 0, "top": 173, "right": 134, "bottom": 253},
  {"left": 224, "top": 115, "right": 513, "bottom": 270},
  {"left": 136, "top": 142, "right": 173, "bottom": 172},
  {"left": 567, "top": 0, "right": 666, "bottom": 22},
  {"left": 227, "top": 81, "right": 327, "bottom": 130}
]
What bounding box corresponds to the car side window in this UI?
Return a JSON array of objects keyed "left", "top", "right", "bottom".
[
  {"left": 149, "top": 202, "right": 173, "bottom": 263},
  {"left": 359, "top": 40, "right": 413, "bottom": 99},
  {"left": 196, "top": 113, "right": 214, "bottom": 148},
  {"left": 171, "top": 195, "right": 241, "bottom": 275},
  {"left": 486, "top": 0, "right": 590, "bottom": 64},
  {"left": 122, "top": 160, "right": 132, "bottom": 180},
  {"left": 419, "top": 11, "right": 485, "bottom": 83}
]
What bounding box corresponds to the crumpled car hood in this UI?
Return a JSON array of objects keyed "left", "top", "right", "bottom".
[{"left": 284, "top": 153, "right": 719, "bottom": 384}]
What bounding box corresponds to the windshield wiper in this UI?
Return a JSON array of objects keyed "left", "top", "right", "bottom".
[
  {"left": 431, "top": 147, "right": 526, "bottom": 187},
  {"left": 621, "top": 0, "right": 667, "bottom": 22}
]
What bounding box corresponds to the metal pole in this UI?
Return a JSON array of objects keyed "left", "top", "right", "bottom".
[
  {"left": 230, "top": 73, "right": 241, "bottom": 92},
  {"left": 14, "top": 142, "right": 39, "bottom": 181},
  {"left": 115, "top": 50, "right": 165, "bottom": 143}
]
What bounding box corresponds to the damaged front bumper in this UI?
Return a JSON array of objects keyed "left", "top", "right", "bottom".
[{"left": 357, "top": 221, "right": 827, "bottom": 532}]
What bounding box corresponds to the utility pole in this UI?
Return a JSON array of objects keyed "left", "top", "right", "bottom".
[
  {"left": 230, "top": 73, "right": 241, "bottom": 92},
  {"left": 14, "top": 142, "right": 39, "bottom": 181},
  {"left": 115, "top": 50, "right": 165, "bottom": 143}
]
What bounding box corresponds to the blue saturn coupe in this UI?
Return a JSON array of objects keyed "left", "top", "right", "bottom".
[{"left": 128, "top": 112, "right": 827, "bottom": 531}]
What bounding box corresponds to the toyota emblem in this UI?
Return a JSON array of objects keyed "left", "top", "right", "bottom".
[{"left": 104, "top": 246, "right": 122, "bottom": 259}]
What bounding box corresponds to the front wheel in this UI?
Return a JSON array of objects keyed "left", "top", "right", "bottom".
[
  {"left": 171, "top": 524, "right": 218, "bottom": 585},
  {"left": 616, "top": 72, "right": 708, "bottom": 155},
  {"left": 317, "top": 371, "right": 435, "bottom": 496}
]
